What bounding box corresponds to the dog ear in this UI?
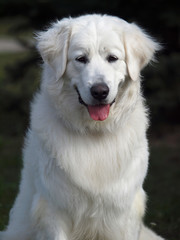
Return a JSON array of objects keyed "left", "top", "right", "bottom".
[
  {"left": 124, "top": 23, "right": 160, "bottom": 81},
  {"left": 36, "top": 18, "right": 71, "bottom": 81}
]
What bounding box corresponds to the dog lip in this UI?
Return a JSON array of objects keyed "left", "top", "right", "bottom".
[
  {"left": 110, "top": 99, "right": 115, "bottom": 106},
  {"left": 75, "top": 86, "right": 115, "bottom": 107},
  {"left": 75, "top": 87, "right": 88, "bottom": 107}
]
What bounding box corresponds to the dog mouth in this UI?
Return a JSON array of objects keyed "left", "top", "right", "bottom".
[{"left": 75, "top": 87, "right": 115, "bottom": 121}]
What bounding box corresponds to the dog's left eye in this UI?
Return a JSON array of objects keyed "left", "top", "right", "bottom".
[
  {"left": 107, "top": 55, "right": 118, "bottom": 63},
  {"left": 75, "top": 56, "right": 88, "bottom": 64}
]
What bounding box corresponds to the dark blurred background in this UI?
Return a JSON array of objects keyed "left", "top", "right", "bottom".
[{"left": 0, "top": 0, "right": 179, "bottom": 239}]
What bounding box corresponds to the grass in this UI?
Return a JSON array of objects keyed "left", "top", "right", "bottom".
[
  {"left": 144, "top": 141, "right": 180, "bottom": 240},
  {"left": 0, "top": 136, "right": 22, "bottom": 228}
]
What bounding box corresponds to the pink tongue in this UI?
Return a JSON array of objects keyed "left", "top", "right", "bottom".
[{"left": 87, "top": 104, "right": 110, "bottom": 121}]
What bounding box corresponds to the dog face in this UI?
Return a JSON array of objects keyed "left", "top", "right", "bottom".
[
  {"left": 37, "top": 15, "right": 159, "bottom": 125},
  {"left": 66, "top": 20, "right": 127, "bottom": 121}
]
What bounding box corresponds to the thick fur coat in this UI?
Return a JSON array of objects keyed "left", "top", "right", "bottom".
[{"left": 0, "top": 14, "right": 164, "bottom": 240}]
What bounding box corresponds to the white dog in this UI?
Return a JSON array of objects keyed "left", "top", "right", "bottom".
[{"left": 0, "top": 14, "right": 164, "bottom": 240}]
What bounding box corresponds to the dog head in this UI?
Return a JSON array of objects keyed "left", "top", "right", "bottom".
[{"left": 36, "top": 15, "right": 159, "bottom": 130}]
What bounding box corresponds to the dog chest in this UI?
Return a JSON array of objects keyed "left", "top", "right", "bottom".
[{"left": 52, "top": 127, "right": 147, "bottom": 194}]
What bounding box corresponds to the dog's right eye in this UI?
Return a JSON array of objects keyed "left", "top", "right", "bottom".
[
  {"left": 107, "top": 55, "right": 119, "bottom": 63},
  {"left": 75, "top": 56, "right": 88, "bottom": 64}
]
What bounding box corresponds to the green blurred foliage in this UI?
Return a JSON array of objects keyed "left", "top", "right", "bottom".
[
  {"left": 0, "top": 52, "right": 40, "bottom": 136},
  {"left": 144, "top": 53, "right": 180, "bottom": 125},
  {"left": 0, "top": 0, "right": 179, "bottom": 125}
]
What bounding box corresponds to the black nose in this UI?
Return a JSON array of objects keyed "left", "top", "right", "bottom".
[{"left": 90, "top": 83, "right": 109, "bottom": 101}]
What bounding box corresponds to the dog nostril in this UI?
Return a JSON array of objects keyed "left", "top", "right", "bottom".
[{"left": 90, "top": 83, "right": 109, "bottom": 100}]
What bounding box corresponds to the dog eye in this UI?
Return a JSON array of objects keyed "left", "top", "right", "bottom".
[
  {"left": 107, "top": 55, "right": 118, "bottom": 63},
  {"left": 75, "top": 56, "right": 88, "bottom": 64}
]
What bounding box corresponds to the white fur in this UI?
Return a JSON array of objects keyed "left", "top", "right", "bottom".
[{"left": 0, "top": 14, "right": 164, "bottom": 240}]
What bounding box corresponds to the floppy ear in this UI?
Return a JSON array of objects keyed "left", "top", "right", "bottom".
[
  {"left": 36, "top": 18, "right": 71, "bottom": 81},
  {"left": 124, "top": 23, "right": 160, "bottom": 81}
]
